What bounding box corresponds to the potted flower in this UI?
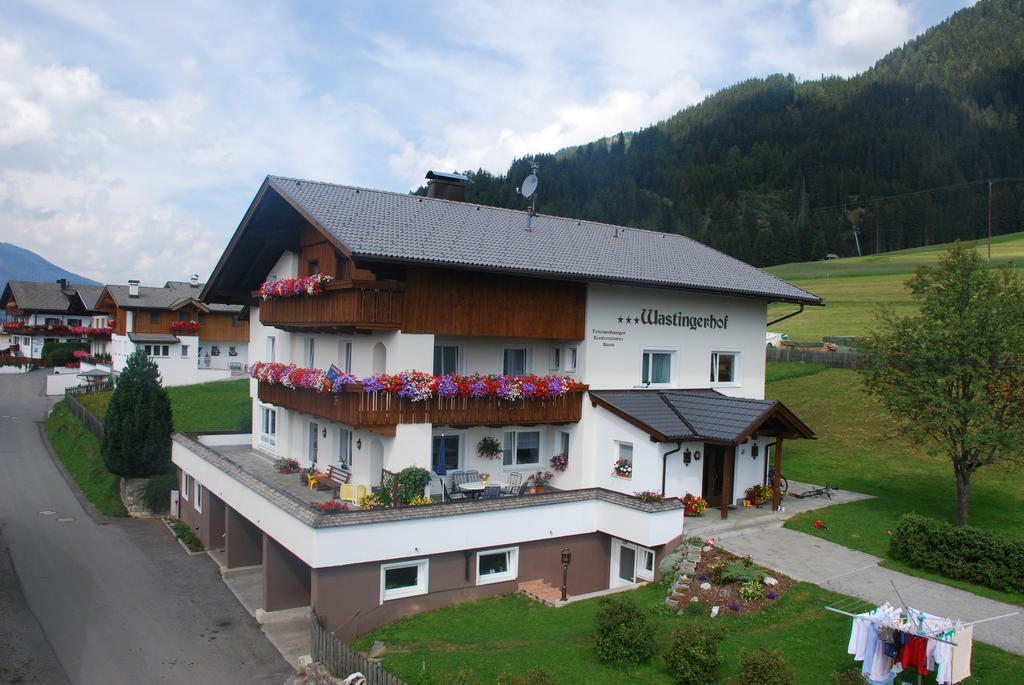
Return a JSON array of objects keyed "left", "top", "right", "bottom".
[
  {"left": 744, "top": 483, "right": 773, "bottom": 507},
  {"left": 528, "top": 471, "right": 553, "bottom": 494},
  {"left": 682, "top": 493, "right": 708, "bottom": 517},
  {"left": 480, "top": 472, "right": 491, "bottom": 486},
  {"left": 612, "top": 458, "right": 632, "bottom": 478},
  {"left": 309, "top": 500, "right": 348, "bottom": 514},
  {"left": 300, "top": 466, "right": 317, "bottom": 486},
  {"left": 273, "top": 458, "right": 299, "bottom": 474},
  {"left": 549, "top": 454, "right": 568, "bottom": 472},
  {"left": 634, "top": 490, "right": 665, "bottom": 504},
  {"left": 477, "top": 436, "right": 502, "bottom": 459}
]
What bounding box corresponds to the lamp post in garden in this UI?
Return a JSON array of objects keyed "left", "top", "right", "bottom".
[{"left": 560, "top": 547, "right": 572, "bottom": 601}]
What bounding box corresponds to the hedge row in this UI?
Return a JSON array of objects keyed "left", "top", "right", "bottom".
[{"left": 890, "top": 513, "right": 1024, "bottom": 593}]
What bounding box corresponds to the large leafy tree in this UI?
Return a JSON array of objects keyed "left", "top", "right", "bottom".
[
  {"left": 862, "top": 242, "right": 1024, "bottom": 525},
  {"left": 101, "top": 349, "right": 173, "bottom": 477}
]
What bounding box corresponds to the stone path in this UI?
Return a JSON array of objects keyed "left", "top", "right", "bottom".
[{"left": 719, "top": 527, "right": 1024, "bottom": 656}]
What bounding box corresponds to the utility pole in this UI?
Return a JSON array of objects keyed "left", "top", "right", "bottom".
[{"left": 988, "top": 180, "right": 993, "bottom": 262}]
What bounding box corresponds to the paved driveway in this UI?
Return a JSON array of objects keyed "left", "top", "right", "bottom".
[
  {"left": 0, "top": 370, "right": 292, "bottom": 684},
  {"left": 720, "top": 527, "right": 1024, "bottom": 656}
]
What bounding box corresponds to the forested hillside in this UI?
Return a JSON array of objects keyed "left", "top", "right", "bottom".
[{"left": 446, "top": 0, "right": 1024, "bottom": 267}]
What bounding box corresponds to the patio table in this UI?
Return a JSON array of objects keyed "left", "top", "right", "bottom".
[{"left": 458, "top": 481, "right": 505, "bottom": 498}]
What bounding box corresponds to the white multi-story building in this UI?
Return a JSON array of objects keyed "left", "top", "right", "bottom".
[
  {"left": 172, "top": 172, "right": 820, "bottom": 640},
  {"left": 1, "top": 279, "right": 108, "bottom": 363}
]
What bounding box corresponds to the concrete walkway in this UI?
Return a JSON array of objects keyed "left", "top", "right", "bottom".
[{"left": 719, "top": 526, "right": 1024, "bottom": 656}]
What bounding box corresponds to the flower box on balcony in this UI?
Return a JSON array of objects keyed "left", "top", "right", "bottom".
[{"left": 169, "top": 321, "right": 201, "bottom": 333}]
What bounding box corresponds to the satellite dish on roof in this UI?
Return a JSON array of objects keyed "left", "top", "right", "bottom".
[{"left": 520, "top": 173, "right": 538, "bottom": 199}]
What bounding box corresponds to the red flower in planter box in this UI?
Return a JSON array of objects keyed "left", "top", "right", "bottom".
[
  {"left": 310, "top": 500, "right": 348, "bottom": 514},
  {"left": 169, "top": 320, "right": 201, "bottom": 333}
]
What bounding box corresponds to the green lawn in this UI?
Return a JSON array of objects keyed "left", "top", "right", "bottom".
[
  {"left": 764, "top": 231, "right": 1024, "bottom": 340},
  {"left": 43, "top": 402, "right": 128, "bottom": 517},
  {"left": 352, "top": 582, "right": 1021, "bottom": 684},
  {"left": 77, "top": 378, "right": 250, "bottom": 432},
  {"left": 767, "top": 366, "right": 1024, "bottom": 606}
]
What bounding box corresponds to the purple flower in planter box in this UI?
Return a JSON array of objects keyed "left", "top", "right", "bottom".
[
  {"left": 436, "top": 375, "right": 458, "bottom": 397},
  {"left": 698, "top": 575, "right": 708, "bottom": 582},
  {"left": 766, "top": 591, "right": 777, "bottom": 600},
  {"left": 728, "top": 603, "right": 740, "bottom": 611}
]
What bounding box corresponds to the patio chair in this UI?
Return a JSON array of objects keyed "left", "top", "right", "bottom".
[
  {"left": 481, "top": 485, "right": 501, "bottom": 499},
  {"left": 440, "top": 478, "right": 466, "bottom": 502},
  {"left": 463, "top": 470, "right": 479, "bottom": 481},
  {"left": 517, "top": 482, "right": 532, "bottom": 496},
  {"left": 338, "top": 484, "right": 358, "bottom": 503},
  {"left": 502, "top": 472, "right": 523, "bottom": 495}
]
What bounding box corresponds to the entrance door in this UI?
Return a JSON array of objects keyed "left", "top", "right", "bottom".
[
  {"left": 308, "top": 422, "right": 319, "bottom": 465},
  {"left": 702, "top": 444, "right": 726, "bottom": 502},
  {"left": 618, "top": 544, "right": 636, "bottom": 584},
  {"left": 611, "top": 539, "right": 656, "bottom": 587}
]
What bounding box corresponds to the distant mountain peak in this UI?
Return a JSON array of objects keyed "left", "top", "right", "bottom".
[{"left": 0, "top": 242, "right": 102, "bottom": 298}]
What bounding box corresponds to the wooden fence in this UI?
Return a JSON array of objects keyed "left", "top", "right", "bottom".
[
  {"left": 64, "top": 381, "right": 113, "bottom": 439},
  {"left": 311, "top": 613, "right": 407, "bottom": 685},
  {"left": 766, "top": 347, "right": 864, "bottom": 369}
]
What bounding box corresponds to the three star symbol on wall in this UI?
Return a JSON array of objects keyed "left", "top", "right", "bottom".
[{"left": 618, "top": 316, "right": 637, "bottom": 324}]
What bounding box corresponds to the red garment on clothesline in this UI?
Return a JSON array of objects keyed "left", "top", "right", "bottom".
[{"left": 900, "top": 635, "right": 929, "bottom": 675}]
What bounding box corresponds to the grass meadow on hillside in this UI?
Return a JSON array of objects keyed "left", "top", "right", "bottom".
[
  {"left": 78, "top": 378, "right": 250, "bottom": 433},
  {"left": 764, "top": 231, "right": 1024, "bottom": 340},
  {"left": 767, "top": 366, "right": 1024, "bottom": 606},
  {"left": 44, "top": 402, "right": 128, "bottom": 517}
]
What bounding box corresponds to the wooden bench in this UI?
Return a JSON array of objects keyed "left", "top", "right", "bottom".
[{"left": 322, "top": 464, "right": 351, "bottom": 498}]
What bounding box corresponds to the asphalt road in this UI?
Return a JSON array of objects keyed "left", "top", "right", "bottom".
[{"left": 0, "top": 370, "right": 293, "bottom": 684}]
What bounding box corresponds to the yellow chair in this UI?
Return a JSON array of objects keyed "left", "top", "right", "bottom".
[
  {"left": 339, "top": 483, "right": 357, "bottom": 502},
  {"left": 306, "top": 473, "right": 319, "bottom": 490},
  {"left": 356, "top": 484, "right": 367, "bottom": 501}
]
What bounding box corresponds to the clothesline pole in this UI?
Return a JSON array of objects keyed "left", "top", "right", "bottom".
[{"left": 962, "top": 609, "right": 1024, "bottom": 627}]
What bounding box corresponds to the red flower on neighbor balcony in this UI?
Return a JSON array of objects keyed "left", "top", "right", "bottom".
[
  {"left": 169, "top": 320, "right": 201, "bottom": 333},
  {"left": 309, "top": 500, "right": 347, "bottom": 514}
]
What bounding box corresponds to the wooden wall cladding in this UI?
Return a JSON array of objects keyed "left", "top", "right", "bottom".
[
  {"left": 200, "top": 313, "right": 249, "bottom": 342},
  {"left": 402, "top": 268, "right": 585, "bottom": 340},
  {"left": 298, "top": 224, "right": 340, "bottom": 278}
]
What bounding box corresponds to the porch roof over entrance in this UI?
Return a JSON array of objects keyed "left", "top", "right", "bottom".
[{"left": 589, "top": 389, "right": 815, "bottom": 444}]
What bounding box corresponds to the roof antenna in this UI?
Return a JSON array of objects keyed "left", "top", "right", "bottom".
[{"left": 520, "top": 160, "right": 539, "bottom": 231}]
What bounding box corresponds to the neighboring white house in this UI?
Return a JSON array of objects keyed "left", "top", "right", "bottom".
[
  {"left": 0, "top": 279, "right": 109, "bottom": 364},
  {"left": 96, "top": 278, "right": 249, "bottom": 387},
  {"left": 172, "top": 172, "right": 820, "bottom": 641}
]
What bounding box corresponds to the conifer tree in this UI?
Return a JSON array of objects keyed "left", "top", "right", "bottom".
[{"left": 101, "top": 349, "right": 173, "bottom": 477}]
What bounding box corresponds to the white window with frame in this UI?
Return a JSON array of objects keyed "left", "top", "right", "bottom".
[
  {"left": 380, "top": 559, "right": 429, "bottom": 603},
  {"left": 710, "top": 351, "right": 739, "bottom": 385},
  {"left": 641, "top": 349, "right": 674, "bottom": 386},
  {"left": 502, "top": 430, "right": 540, "bottom": 468},
  {"left": 616, "top": 442, "right": 633, "bottom": 478},
  {"left": 266, "top": 335, "right": 276, "bottom": 363},
  {"left": 180, "top": 471, "right": 191, "bottom": 501},
  {"left": 304, "top": 337, "right": 315, "bottom": 368},
  {"left": 337, "top": 427, "right": 352, "bottom": 467},
  {"left": 476, "top": 546, "right": 519, "bottom": 585},
  {"left": 180, "top": 345, "right": 189, "bottom": 358},
  {"left": 502, "top": 347, "right": 529, "bottom": 376},
  {"left": 611, "top": 539, "right": 655, "bottom": 586},
  {"left": 433, "top": 345, "right": 459, "bottom": 376},
  {"left": 559, "top": 431, "right": 570, "bottom": 459},
  {"left": 431, "top": 434, "right": 461, "bottom": 474},
  {"left": 340, "top": 340, "right": 353, "bottom": 373},
  {"left": 564, "top": 346, "right": 578, "bottom": 373},
  {"left": 550, "top": 347, "right": 561, "bottom": 371},
  {"left": 259, "top": 405, "right": 277, "bottom": 447},
  {"left": 194, "top": 482, "right": 204, "bottom": 513}
]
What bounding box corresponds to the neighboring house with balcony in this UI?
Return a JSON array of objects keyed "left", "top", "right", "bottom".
[
  {"left": 96, "top": 277, "right": 249, "bottom": 387},
  {"left": 0, "top": 279, "right": 109, "bottom": 363},
  {"left": 172, "top": 172, "right": 821, "bottom": 641}
]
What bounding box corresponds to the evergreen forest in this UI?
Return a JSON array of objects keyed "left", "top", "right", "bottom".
[{"left": 428, "top": 0, "right": 1024, "bottom": 267}]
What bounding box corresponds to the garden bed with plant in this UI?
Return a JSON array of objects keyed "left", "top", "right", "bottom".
[{"left": 664, "top": 542, "right": 795, "bottom": 617}]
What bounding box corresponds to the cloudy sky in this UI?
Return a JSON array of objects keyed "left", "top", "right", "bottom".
[{"left": 1, "top": 0, "right": 973, "bottom": 286}]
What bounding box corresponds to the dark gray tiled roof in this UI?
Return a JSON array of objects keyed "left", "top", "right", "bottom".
[
  {"left": 105, "top": 281, "right": 243, "bottom": 313},
  {"left": 173, "top": 433, "right": 683, "bottom": 530},
  {"left": 590, "top": 389, "right": 814, "bottom": 443},
  {"left": 128, "top": 332, "right": 180, "bottom": 344},
  {"left": 269, "top": 176, "right": 822, "bottom": 305},
  {"left": 4, "top": 281, "right": 105, "bottom": 313}
]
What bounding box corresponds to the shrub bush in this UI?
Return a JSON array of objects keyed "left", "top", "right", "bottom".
[
  {"left": 41, "top": 341, "right": 89, "bottom": 367},
  {"left": 663, "top": 622, "right": 723, "bottom": 685},
  {"left": 167, "top": 516, "right": 202, "bottom": 551},
  {"left": 101, "top": 350, "right": 172, "bottom": 477},
  {"left": 890, "top": 513, "right": 1024, "bottom": 592},
  {"left": 395, "top": 466, "right": 432, "bottom": 505},
  {"left": 659, "top": 552, "right": 682, "bottom": 575},
  {"left": 739, "top": 647, "right": 793, "bottom": 685},
  {"left": 142, "top": 468, "right": 177, "bottom": 513},
  {"left": 593, "top": 596, "right": 655, "bottom": 663}
]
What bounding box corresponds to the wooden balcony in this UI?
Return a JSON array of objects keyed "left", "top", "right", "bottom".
[
  {"left": 257, "top": 382, "right": 588, "bottom": 434},
  {"left": 257, "top": 280, "right": 404, "bottom": 332}
]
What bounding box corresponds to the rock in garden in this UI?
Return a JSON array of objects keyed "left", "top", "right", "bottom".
[
  {"left": 689, "top": 596, "right": 700, "bottom": 602},
  {"left": 710, "top": 605, "right": 720, "bottom": 618},
  {"left": 664, "top": 598, "right": 679, "bottom": 608},
  {"left": 702, "top": 545, "right": 713, "bottom": 552},
  {"left": 369, "top": 640, "right": 387, "bottom": 658},
  {"left": 718, "top": 587, "right": 732, "bottom": 597},
  {"left": 763, "top": 577, "right": 779, "bottom": 586},
  {"left": 680, "top": 560, "right": 697, "bottom": 573},
  {"left": 700, "top": 582, "right": 712, "bottom": 590}
]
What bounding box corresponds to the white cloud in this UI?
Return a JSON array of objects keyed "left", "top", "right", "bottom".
[{"left": 811, "top": 0, "right": 914, "bottom": 74}]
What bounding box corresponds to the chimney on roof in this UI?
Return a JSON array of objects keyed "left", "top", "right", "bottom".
[
  {"left": 425, "top": 170, "right": 468, "bottom": 202},
  {"left": 56, "top": 278, "right": 68, "bottom": 291},
  {"left": 190, "top": 274, "right": 200, "bottom": 287},
  {"left": 128, "top": 280, "right": 140, "bottom": 298}
]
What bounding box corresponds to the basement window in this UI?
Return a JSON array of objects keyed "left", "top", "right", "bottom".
[
  {"left": 380, "top": 559, "right": 429, "bottom": 603},
  {"left": 476, "top": 547, "right": 518, "bottom": 585}
]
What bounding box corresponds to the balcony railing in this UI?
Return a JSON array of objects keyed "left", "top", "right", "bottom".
[
  {"left": 257, "top": 280, "right": 404, "bottom": 332},
  {"left": 257, "top": 382, "right": 588, "bottom": 434}
]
